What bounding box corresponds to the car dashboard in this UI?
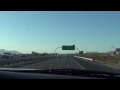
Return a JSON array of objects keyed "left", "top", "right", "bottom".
[{"left": 0, "top": 70, "right": 101, "bottom": 79}]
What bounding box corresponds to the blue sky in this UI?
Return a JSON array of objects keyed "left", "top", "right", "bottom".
[{"left": 0, "top": 11, "right": 120, "bottom": 54}]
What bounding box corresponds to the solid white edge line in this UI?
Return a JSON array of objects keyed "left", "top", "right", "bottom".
[{"left": 73, "top": 59, "right": 86, "bottom": 70}]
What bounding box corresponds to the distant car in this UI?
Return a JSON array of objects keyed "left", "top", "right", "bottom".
[
  {"left": 66, "top": 55, "right": 69, "bottom": 57},
  {"left": 57, "top": 55, "right": 61, "bottom": 58},
  {"left": 1, "top": 53, "right": 13, "bottom": 59},
  {"left": 59, "top": 55, "right": 61, "bottom": 58},
  {"left": 20, "top": 54, "right": 26, "bottom": 57}
]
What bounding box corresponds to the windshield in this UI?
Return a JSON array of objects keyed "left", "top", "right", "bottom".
[{"left": 0, "top": 11, "right": 120, "bottom": 75}]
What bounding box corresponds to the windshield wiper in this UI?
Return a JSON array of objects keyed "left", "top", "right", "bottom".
[{"left": 1, "top": 68, "right": 120, "bottom": 79}]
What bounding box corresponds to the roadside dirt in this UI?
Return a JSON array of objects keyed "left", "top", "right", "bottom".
[{"left": 95, "top": 59, "right": 120, "bottom": 68}]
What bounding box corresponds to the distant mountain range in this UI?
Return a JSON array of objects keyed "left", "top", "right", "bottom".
[{"left": 0, "top": 49, "right": 22, "bottom": 54}]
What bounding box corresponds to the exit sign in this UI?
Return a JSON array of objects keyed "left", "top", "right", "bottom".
[{"left": 62, "top": 45, "right": 75, "bottom": 50}]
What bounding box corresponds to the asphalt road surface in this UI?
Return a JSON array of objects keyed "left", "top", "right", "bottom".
[{"left": 17, "top": 56, "right": 120, "bottom": 74}]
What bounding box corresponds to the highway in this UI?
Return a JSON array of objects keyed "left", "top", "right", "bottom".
[
  {"left": 0, "top": 56, "right": 56, "bottom": 67},
  {"left": 16, "top": 56, "right": 120, "bottom": 74}
]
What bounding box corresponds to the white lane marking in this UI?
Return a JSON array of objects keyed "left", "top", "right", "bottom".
[
  {"left": 67, "top": 65, "right": 69, "bottom": 67},
  {"left": 49, "top": 64, "right": 53, "bottom": 66},
  {"left": 73, "top": 59, "right": 85, "bottom": 70}
]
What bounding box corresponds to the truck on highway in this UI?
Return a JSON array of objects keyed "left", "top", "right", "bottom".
[{"left": 1, "top": 53, "right": 13, "bottom": 59}]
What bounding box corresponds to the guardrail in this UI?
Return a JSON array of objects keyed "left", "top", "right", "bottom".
[
  {"left": 73, "top": 56, "right": 93, "bottom": 62},
  {"left": 0, "top": 56, "right": 55, "bottom": 67}
]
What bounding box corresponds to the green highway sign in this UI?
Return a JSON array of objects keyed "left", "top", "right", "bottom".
[{"left": 62, "top": 45, "right": 75, "bottom": 50}]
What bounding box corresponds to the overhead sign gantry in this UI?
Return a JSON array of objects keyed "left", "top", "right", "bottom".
[{"left": 55, "top": 45, "right": 80, "bottom": 55}]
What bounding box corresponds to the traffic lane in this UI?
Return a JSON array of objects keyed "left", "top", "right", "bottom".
[
  {"left": 50, "top": 57, "right": 85, "bottom": 69},
  {"left": 72, "top": 57, "right": 120, "bottom": 74},
  {"left": 16, "top": 57, "right": 85, "bottom": 70},
  {"left": 17, "top": 57, "right": 63, "bottom": 69}
]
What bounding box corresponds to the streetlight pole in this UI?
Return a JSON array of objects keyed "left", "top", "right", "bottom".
[
  {"left": 55, "top": 47, "right": 62, "bottom": 55},
  {"left": 108, "top": 46, "right": 116, "bottom": 60},
  {"left": 109, "top": 46, "right": 115, "bottom": 56}
]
